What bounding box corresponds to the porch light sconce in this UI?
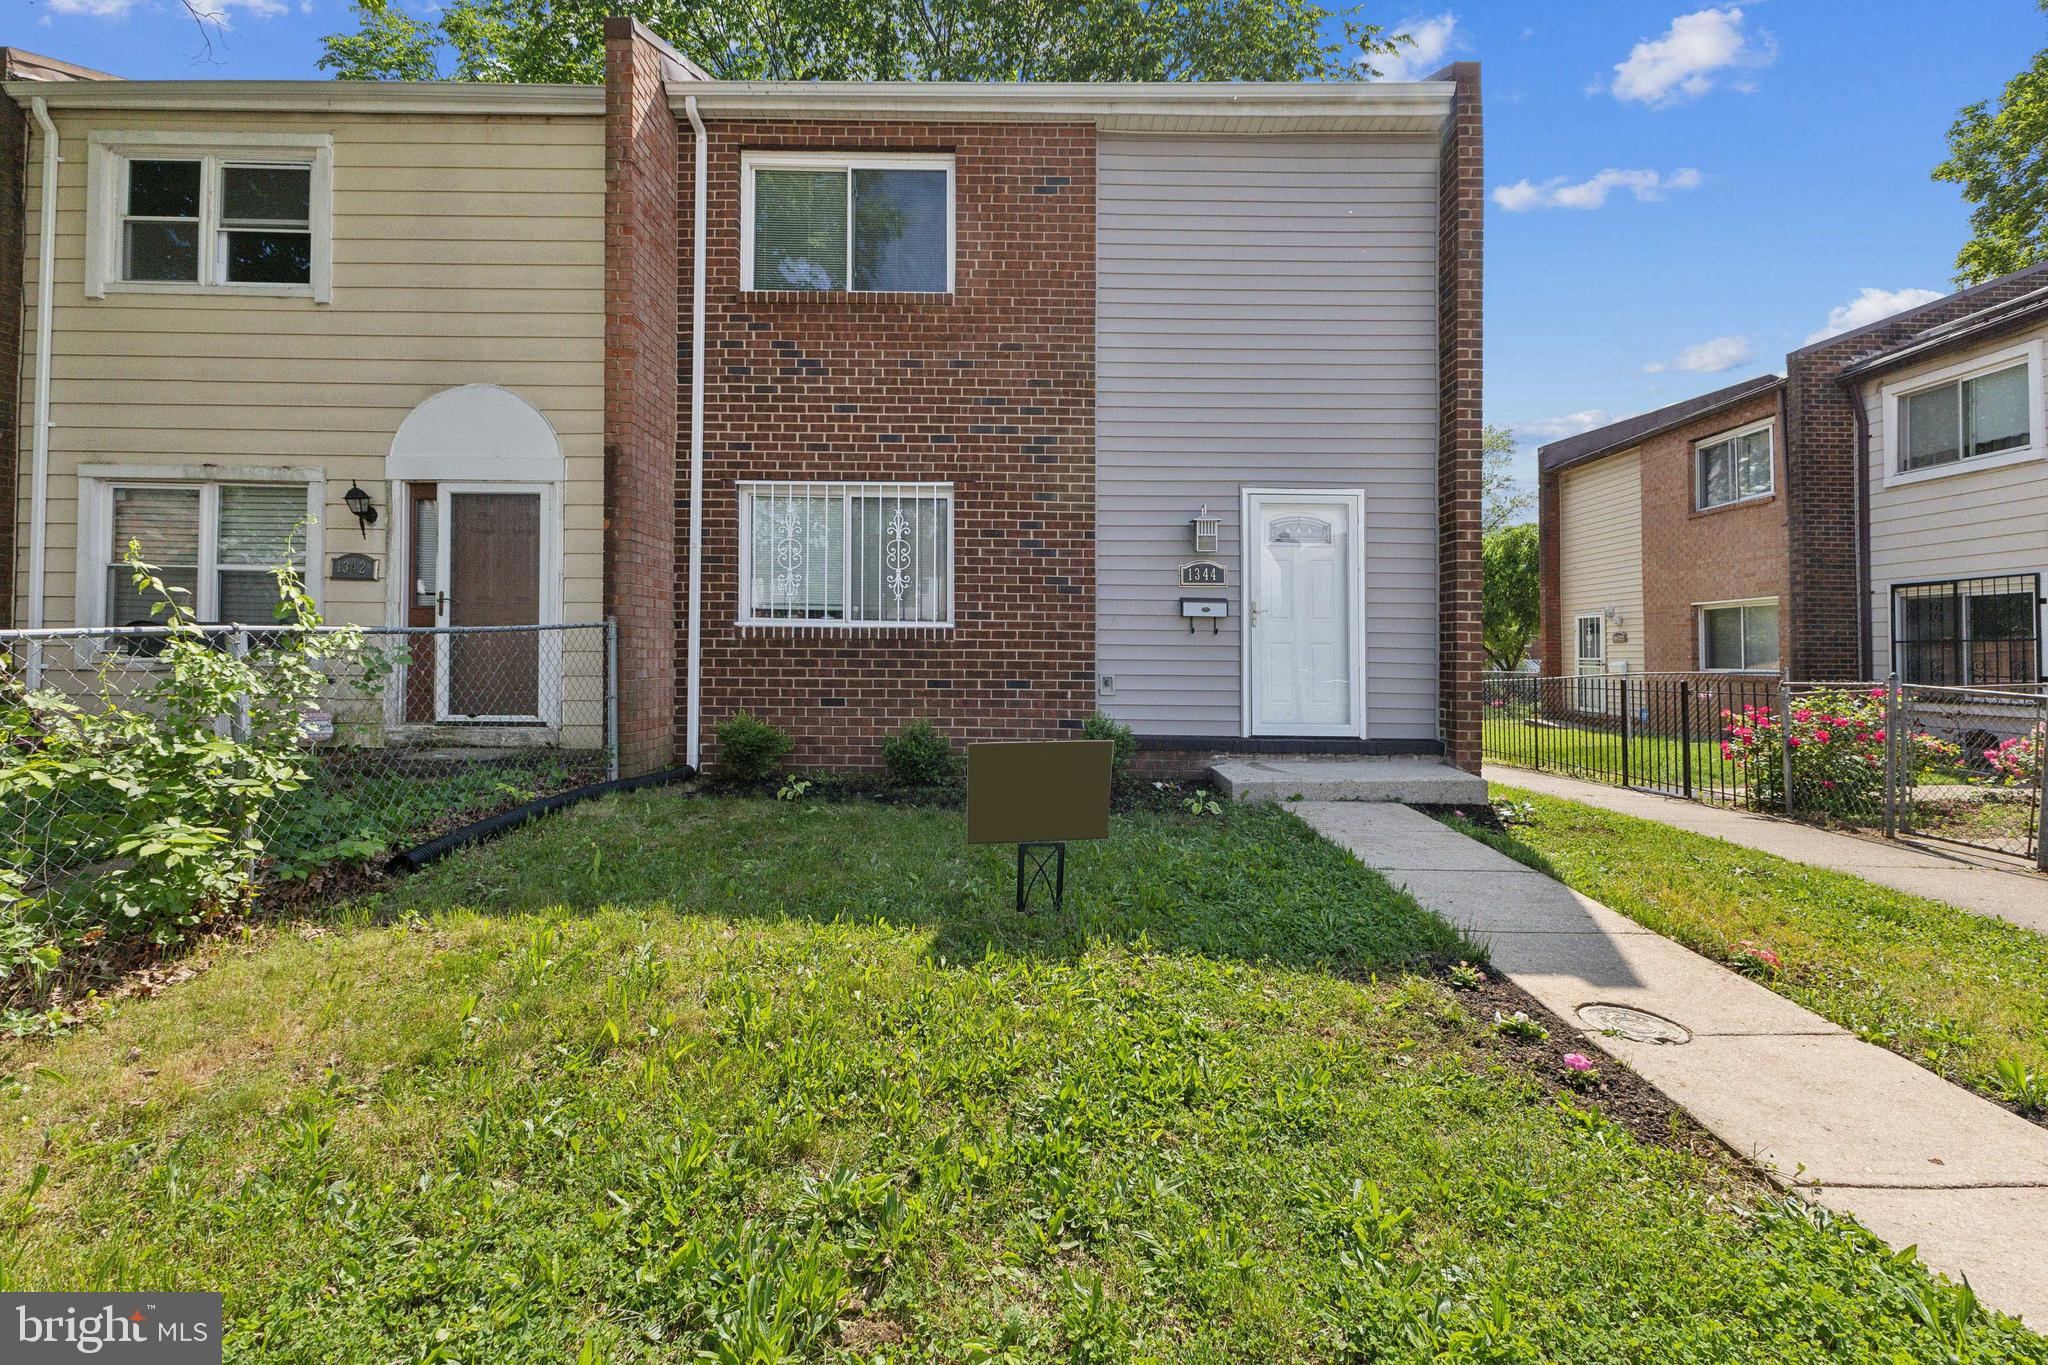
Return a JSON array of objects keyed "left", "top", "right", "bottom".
[
  {"left": 343, "top": 482, "right": 379, "bottom": 538},
  {"left": 1189, "top": 507, "right": 1220, "bottom": 555}
]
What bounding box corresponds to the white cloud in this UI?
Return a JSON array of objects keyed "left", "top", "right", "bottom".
[
  {"left": 1512, "top": 410, "right": 1615, "bottom": 442},
  {"left": 1644, "top": 334, "right": 1754, "bottom": 374},
  {"left": 1374, "top": 13, "right": 1459, "bottom": 82},
  {"left": 1610, "top": 7, "right": 1776, "bottom": 108},
  {"left": 50, "top": 0, "right": 292, "bottom": 20},
  {"left": 1491, "top": 167, "right": 1701, "bottom": 212},
  {"left": 1804, "top": 287, "right": 1946, "bottom": 343},
  {"left": 46, "top": 0, "right": 142, "bottom": 15},
  {"left": 189, "top": 0, "right": 292, "bottom": 21}
]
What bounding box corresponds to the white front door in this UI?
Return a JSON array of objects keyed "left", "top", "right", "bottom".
[
  {"left": 1246, "top": 492, "right": 1363, "bottom": 736},
  {"left": 1574, "top": 613, "right": 1606, "bottom": 713}
]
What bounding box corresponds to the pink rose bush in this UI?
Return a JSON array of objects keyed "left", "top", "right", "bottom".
[
  {"left": 1985, "top": 726, "right": 2043, "bottom": 787},
  {"left": 1720, "top": 686, "right": 1887, "bottom": 820}
]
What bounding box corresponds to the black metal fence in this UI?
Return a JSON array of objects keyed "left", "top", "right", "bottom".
[{"left": 1483, "top": 670, "right": 2047, "bottom": 867}]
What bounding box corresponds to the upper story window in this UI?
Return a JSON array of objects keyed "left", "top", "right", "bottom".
[
  {"left": 87, "top": 132, "right": 333, "bottom": 302},
  {"left": 741, "top": 152, "right": 953, "bottom": 294},
  {"left": 1883, "top": 340, "right": 2044, "bottom": 486},
  {"left": 1901, "top": 363, "right": 2028, "bottom": 472},
  {"left": 1694, "top": 420, "right": 1773, "bottom": 510}
]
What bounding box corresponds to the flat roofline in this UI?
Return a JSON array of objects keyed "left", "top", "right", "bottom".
[
  {"left": 4, "top": 78, "right": 603, "bottom": 117},
  {"left": 663, "top": 79, "right": 1455, "bottom": 131}
]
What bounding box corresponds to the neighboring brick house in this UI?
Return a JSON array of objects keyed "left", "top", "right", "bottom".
[
  {"left": 1539, "top": 375, "right": 1788, "bottom": 683},
  {"left": 1539, "top": 262, "right": 2048, "bottom": 688},
  {"left": 605, "top": 22, "right": 1486, "bottom": 773}
]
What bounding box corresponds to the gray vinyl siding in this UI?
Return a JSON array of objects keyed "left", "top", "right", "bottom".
[
  {"left": 1862, "top": 330, "right": 2048, "bottom": 679},
  {"left": 1094, "top": 133, "right": 1441, "bottom": 738}
]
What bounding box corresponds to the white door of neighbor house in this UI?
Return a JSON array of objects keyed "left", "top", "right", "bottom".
[
  {"left": 1246, "top": 492, "right": 1363, "bottom": 737},
  {"left": 1574, "top": 613, "right": 1606, "bottom": 713},
  {"left": 434, "top": 486, "right": 546, "bottom": 723}
]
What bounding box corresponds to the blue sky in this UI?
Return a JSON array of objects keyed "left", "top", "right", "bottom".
[{"left": 17, "top": 0, "right": 2045, "bottom": 488}]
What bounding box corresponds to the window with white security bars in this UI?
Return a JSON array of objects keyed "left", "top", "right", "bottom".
[{"left": 738, "top": 482, "right": 953, "bottom": 626}]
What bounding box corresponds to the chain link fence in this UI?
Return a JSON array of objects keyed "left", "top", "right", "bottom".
[
  {"left": 1484, "top": 670, "right": 2047, "bottom": 867},
  {"left": 3, "top": 621, "right": 616, "bottom": 905}
]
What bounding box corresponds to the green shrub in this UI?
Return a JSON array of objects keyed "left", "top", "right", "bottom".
[
  {"left": 0, "top": 543, "right": 382, "bottom": 1015},
  {"left": 882, "top": 718, "right": 959, "bottom": 787},
  {"left": 1082, "top": 711, "right": 1137, "bottom": 783},
  {"left": 714, "top": 712, "right": 794, "bottom": 783}
]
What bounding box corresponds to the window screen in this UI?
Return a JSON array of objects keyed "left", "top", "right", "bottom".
[
  {"left": 1901, "top": 363, "right": 2031, "bottom": 472},
  {"left": 749, "top": 160, "right": 949, "bottom": 293},
  {"left": 1701, "top": 602, "right": 1779, "bottom": 670},
  {"left": 219, "top": 164, "right": 312, "bottom": 285},
  {"left": 107, "top": 486, "right": 200, "bottom": 623},
  {"left": 1696, "top": 426, "right": 1772, "bottom": 509},
  {"left": 123, "top": 159, "right": 201, "bottom": 283},
  {"left": 217, "top": 484, "right": 306, "bottom": 622}
]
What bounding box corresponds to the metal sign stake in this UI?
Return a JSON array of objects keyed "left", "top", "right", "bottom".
[{"left": 1015, "top": 841, "right": 1067, "bottom": 913}]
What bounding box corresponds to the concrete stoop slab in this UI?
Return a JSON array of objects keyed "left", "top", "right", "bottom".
[{"left": 1210, "top": 756, "right": 1488, "bottom": 805}]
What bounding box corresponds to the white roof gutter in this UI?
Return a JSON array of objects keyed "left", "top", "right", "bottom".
[
  {"left": 26, "top": 96, "right": 57, "bottom": 641},
  {"left": 661, "top": 79, "right": 1453, "bottom": 131},
  {"left": 683, "top": 93, "right": 707, "bottom": 770}
]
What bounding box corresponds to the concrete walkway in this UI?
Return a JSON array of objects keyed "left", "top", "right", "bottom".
[
  {"left": 1296, "top": 800, "right": 2048, "bottom": 1326},
  {"left": 1487, "top": 766, "right": 2048, "bottom": 937}
]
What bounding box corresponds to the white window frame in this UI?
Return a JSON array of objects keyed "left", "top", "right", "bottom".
[
  {"left": 1880, "top": 338, "right": 2046, "bottom": 489},
  {"left": 75, "top": 463, "right": 325, "bottom": 629},
  {"left": 735, "top": 481, "right": 955, "bottom": 628},
  {"left": 1692, "top": 418, "right": 1775, "bottom": 511},
  {"left": 85, "top": 131, "right": 334, "bottom": 303},
  {"left": 739, "top": 151, "right": 956, "bottom": 295},
  {"left": 1695, "top": 596, "right": 1780, "bottom": 673}
]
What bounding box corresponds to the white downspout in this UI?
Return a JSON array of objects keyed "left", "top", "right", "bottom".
[
  {"left": 26, "top": 97, "right": 58, "bottom": 637},
  {"left": 683, "top": 95, "right": 707, "bottom": 769}
]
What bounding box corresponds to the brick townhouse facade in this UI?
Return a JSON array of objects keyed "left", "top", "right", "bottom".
[
  {"left": 1542, "top": 261, "right": 2048, "bottom": 687},
  {"left": 601, "top": 22, "right": 1486, "bottom": 774},
  {"left": 2, "top": 31, "right": 1482, "bottom": 780},
  {"left": 1539, "top": 375, "right": 1788, "bottom": 680}
]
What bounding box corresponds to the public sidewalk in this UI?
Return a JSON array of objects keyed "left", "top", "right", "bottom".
[
  {"left": 1485, "top": 765, "right": 2048, "bottom": 937},
  {"left": 1296, "top": 800, "right": 2048, "bottom": 1327}
]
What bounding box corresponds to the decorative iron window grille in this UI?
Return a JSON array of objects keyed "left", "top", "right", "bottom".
[
  {"left": 1892, "top": 573, "right": 2043, "bottom": 686},
  {"left": 737, "top": 482, "right": 954, "bottom": 626}
]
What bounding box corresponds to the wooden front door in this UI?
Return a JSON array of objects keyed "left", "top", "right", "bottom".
[{"left": 432, "top": 489, "right": 544, "bottom": 721}]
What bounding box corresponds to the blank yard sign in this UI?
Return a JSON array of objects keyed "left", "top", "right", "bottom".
[{"left": 965, "top": 741, "right": 1112, "bottom": 845}]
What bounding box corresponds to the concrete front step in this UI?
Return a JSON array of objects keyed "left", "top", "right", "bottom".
[{"left": 1209, "top": 755, "right": 1488, "bottom": 805}]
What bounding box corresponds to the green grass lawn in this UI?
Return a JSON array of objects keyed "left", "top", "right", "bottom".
[
  {"left": 3, "top": 793, "right": 2039, "bottom": 1362},
  {"left": 1470, "top": 785, "right": 2048, "bottom": 1115}
]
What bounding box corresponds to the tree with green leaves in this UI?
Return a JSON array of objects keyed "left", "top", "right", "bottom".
[
  {"left": 1934, "top": 1, "right": 2048, "bottom": 285},
  {"left": 1482, "top": 522, "right": 1539, "bottom": 672},
  {"left": 1480, "top": 423, "right": 1532, "bottom": 534},
  {"left": 319, "top": 0, "right": 1405, "bottom": 84}
]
